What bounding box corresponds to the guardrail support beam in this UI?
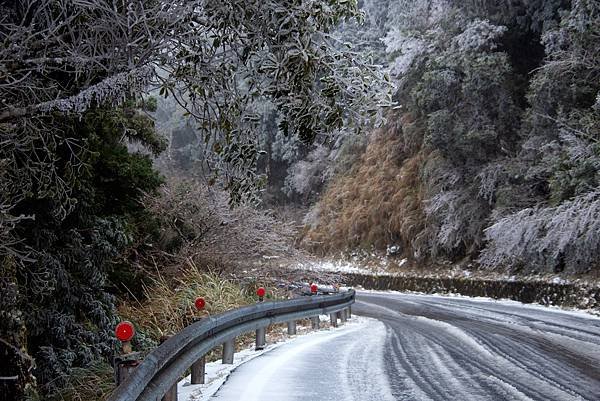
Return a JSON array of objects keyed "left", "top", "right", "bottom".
[
  {"left": 287, "top": 320, "right": 297, "bottom": 335},
  {"left": 190, "top": 355, "right": 206, "bottom": 384},
  {"left": 106, "top": 290, "right": 355, "bottom": 401},
  {"left": 256, "top": 327, "right": 266, "bottom": 350},
  {"left": 222, "top": 339, "right": 235, "bottom": 364},
  {"left": 347, "top": 307, "right": 352, "bottom": 319},
  {"left": 310, "top": 316, "right": 320, "bottom": 330},
  {"left": 330, "top": 313, "right": 338, "bottom": 327}
]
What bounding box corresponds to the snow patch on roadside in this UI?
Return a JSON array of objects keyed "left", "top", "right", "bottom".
[
  {"left": 177, "top": 343, "right": 281, "bottom": 401},
  {"left": 293, "top": 260, "right": 375, "bottom": 274}
]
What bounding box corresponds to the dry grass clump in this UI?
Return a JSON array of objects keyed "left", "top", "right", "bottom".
[
  {"left": 59, "top": 265, "right": 274, "bottom": 401},
  {"left": 119, "top": 261, "right": 255, "bottom": 340},
  {"left": 50, "top": 362, "right": 114, "bottom": 401},
  {"left": 302, "top": 116, "right": 427, "bottom": 255}
]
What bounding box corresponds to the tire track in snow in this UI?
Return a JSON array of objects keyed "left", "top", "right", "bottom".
[
  {"left": 413, "top": 297, "right": 600, "bottom": 344},
  {"left": 371, "top": 298, "right": 584, "bottom": 399},
  {"left": 337, "top": 322, "right": 396, "bottom": 401},
  {"left": 360, "top": 300, "right": 510, "bottom": 399},
  {"left": 468, "top": 331, "right": 584, "bottom": 400},
  {"left": 409, "top": 296, "right": 600, "bottom": 394},
  {"left": 387, "top": 329, "right": 442, "bottom": 400},
  {"left": 354, "top": 292, "right": 600, "bottom": 400}
]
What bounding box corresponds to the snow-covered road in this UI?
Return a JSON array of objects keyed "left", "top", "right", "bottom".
[{"left": 198, "top": 292, "right": 600, "bottom": 400}]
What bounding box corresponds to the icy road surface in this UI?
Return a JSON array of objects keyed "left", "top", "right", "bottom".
[{"left": 205, "top": 292, "right": 600, "bottom": 400}]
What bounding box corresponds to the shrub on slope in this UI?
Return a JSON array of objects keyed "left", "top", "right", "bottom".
[{"left": 302, "top": 118, "right": 427, "bottom": 257}]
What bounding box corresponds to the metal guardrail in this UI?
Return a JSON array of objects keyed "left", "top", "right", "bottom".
[{"left": 107, "top": 289, "right": 355, "bottom": 401}]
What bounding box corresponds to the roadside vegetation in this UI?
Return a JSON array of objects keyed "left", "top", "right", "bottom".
[{"left": 54, "top": 266, "right": 269, "bottom": 401}]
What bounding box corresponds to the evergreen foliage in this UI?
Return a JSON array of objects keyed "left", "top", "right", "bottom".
[
  {"left": 481, "top": 0, "right": 600, "bottom": 272},
  {"left": 10, "top": 105, "right": 164, "bottom": 396}
]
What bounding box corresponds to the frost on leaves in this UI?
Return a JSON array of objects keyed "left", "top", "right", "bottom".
[
  {"left": 450, "top": 19, "right": 507, "bottom": 52},
  {"left": 480, "top": 191, "right": 600, "bottom": 273},
  {"left": 477, "top": 163, "right": 505, "bottom": 204},
  {"left": 37, "top": 67, "right": 153, "bottom": 115}
]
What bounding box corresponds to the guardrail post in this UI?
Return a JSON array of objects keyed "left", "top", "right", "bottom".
[
  {"left": 329, "top": 313, "right": 338, "bottom": 327},
  {"left": 255, "top": 287, "right": 267, "bottom": 350},
  {"left": 162, "top": 383, "right": 177, "bottom": 401},
  {"left": 311, "top": 316, "right": 320, "bottom": 329},
  {"left": 340, "top": 309, "right": 347, "bottom": 324},
  {"left": 113, "top": 321, "right": 139, "bottom": 385},
  {"left": 190, "top": 355, "right": 206, "bottom": 384},
  {"left": 347, "top": 307, "right": 352, "bottom": 319},
  {"left": 256, "top": 327, "right": 266, "bottom": 350},
  {"left": 222, "top": 339, "right": 235, "bottom": 364},
  {"left": 287, "top": 320, "right": 297, "bottom": 335},
  {"left": 114, "top": 353, "right": 141, "bottom": 385}
]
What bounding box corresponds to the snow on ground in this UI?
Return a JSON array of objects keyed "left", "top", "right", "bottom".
[
  {"left": 292, "top": 256, "right": 594, "bottom": 288},
  {"left": 360, "top": 289, "right": 600, "bottom": 318},
  {"left": 207, "top": 315, "right": 392, "bottom": 401},
  {"left": 177, "top": 315, "right": 369, "bottom": 401},
  {"left": 177, "top": 343, "right": 279, "bottom": 401},
  {"left": 353, "top": 291, "right": 600, "bottom": 400}
]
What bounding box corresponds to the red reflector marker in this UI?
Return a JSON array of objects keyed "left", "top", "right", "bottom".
[
  {"left": 256, "top": 287, "right": 266, "bottom": 298},
  {"left": 195, "top": 297, "right": 206, "bottom": 311},
  {"left": 310, "top": 284, "right": 318, "bottom": 294},
  {"left": 115, "top": 321, "right": 135, "bottom": 342}
]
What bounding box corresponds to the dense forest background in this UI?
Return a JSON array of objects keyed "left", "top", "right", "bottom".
[
  {"left": 1, "top": 0, "right": 599, "bottom": 400},
  {"left": 302, "top": 0, "right": 600, "bottom": 277}
]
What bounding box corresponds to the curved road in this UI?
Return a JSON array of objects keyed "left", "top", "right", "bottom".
[{"left": 209, "top": 292, "right": 600, "bottom": 401}]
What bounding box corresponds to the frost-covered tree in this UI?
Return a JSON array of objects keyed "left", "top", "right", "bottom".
[
  {"left": 480, "top": 0, "right": 600, "bottom": 272},
  {"left": 480, "top": 189, "right": 600, "bottom": 273},
  {"left": 1, "top": 0, "right": 391, "bottom": 205},
  {"left": 284, "top": 145, "right": 332, "bottom": 201},
  {"left": 391, "top": 4, "right": 522, "bottom": 261}
]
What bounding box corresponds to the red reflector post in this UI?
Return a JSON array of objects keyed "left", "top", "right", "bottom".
[
  {"left": 256, "top": 287, "right": 266, "bottom": 301},
  {"left": 195, "top": 297, "right": 206, "bottom": 311},
  {"left": 115, "top": 321, "right": 135, "bottom": 342},
  {"left": 310, "top": 284, "right": 318, "bottom": 294}
]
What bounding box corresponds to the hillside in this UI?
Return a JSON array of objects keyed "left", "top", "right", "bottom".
[{"left": 303, "top": 0, "right": 600, "bottom": 276}]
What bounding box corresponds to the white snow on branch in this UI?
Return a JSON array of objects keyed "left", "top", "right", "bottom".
[
  {"left": 382, "top": 31, "right": 426, "bottom": 76},
  {"left": 38, "top": 66, "right": 154, "bottom": 114},
  {"left": 451, "top": 19, "right": 507, "bottom": 52},
  {"left": 477, "top": 163, "right": 505, "bottom": 203},
  {"left": 480, "top": 190, "right": 600, "bottom": 271}
]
